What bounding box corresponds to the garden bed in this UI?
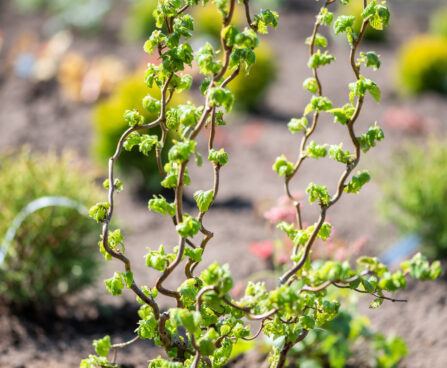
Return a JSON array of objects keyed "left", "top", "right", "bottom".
[{"left": 1, "top": 0, "right": 447, "bottom": 366}]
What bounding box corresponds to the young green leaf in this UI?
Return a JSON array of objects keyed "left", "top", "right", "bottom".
[
  {"left": 194, "top": 190, "right": 214, "bottom": 213},
  {"left": 369, "top": 298, "right": 384, "bottom": 309},
  {"left": 176, "top": 214, "right": 201, "bottom": 238},
  {"left": 89, "top": 202, "right": 110, "bottom": 223},
  {"left": 273, "top": 155, "right": 294, "bottom": 177},
  {"left": 208, "top": 148, "right": 229, "bottom": 166},
  {"left": 302, "top": 78, "right": 319, "bottom": 94},
  {"left": 93, "top": 335, "right": 111, "bottom": 357},
  {"left": 124, "top": 109, "right": 145, "bottom": 127},
  {"left": 288, "top": 117, "right": 308, "bottom": 133},
  {"left": 104, "top": 273, "right": 124, "bottom": 296}
]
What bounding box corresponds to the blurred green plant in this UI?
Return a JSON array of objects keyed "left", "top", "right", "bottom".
[
  {"left": 377, "top": 139, "right": 447, "bottom": 259},
  {"left": 396, "top": 35, "right": 447, "bottom": 95},
  {"left": 121, "top": 0, "right": 160, "bottom": 41},
  {"left": 429, "top": 5, "right": 447, "bottom": 38},
  {"left": 228, "top": 41, "right": 277, "bottom": 110},
  {"left": 92, "top": 72, "right": 187, "bottom": 193},
  {"left": 335, "top": 0, "right": 386, "bottom": 42},
  {"left": 191, "top": 3, "right": 244, "bottom": 39},
  {"left": 0, "top": 150, "right": 102, "bottom": 306}
]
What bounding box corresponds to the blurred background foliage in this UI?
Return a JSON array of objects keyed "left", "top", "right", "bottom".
[
  {"left": 13, "top": 0, "right": 115, "bottom": 34},
  {"left": 396, "top": 35, "right": 447, "bottom": 95},
  {"left": 377, "top": 139, "right": 447, "bottom": 260}
]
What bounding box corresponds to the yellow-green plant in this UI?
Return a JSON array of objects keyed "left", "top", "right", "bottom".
[
  {"left": 0, "top": 150, "right": 101, "bottom": 306},
  {"left": 228, "top": 41, "right": 276, "bottom": 110},
  {"left": 191, "top": 2, "right": 244, "bottom": 38},
  {"left": 396, "top": 35, "right": 447, "bottom": 95},
  {"left": 83, "top": 1, "right": 441, "bottom": 367},
  {"left": 122, "top": 0, "right": 160, "bottom": 41}
]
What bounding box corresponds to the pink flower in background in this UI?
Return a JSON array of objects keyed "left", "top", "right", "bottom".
[
  {"left": 264, "top": 192, "right": 304, "bottom": 224},
  {"left": 264, "top": 206, "right": 296, "bottom": 224},
  {"left": 320, "top": 235, "right": 368, "bottom": 261},
  {"left": 231, "top": 280, "right": 245, "bottom": 298},
  {"left": 352, "top": 236, "right": 368, "bottom": 254},
  {"left": 250, "top": 240, "right": 274, "bottom": 259},
  {"left": 382, "top": 107, "right": 425, "bottom": 134},
  {"left": 277, "top": 253, "right": 289, "bottom": 264},
  {"left": 334, "top": 248, "right": 348, "bottom": 262}
]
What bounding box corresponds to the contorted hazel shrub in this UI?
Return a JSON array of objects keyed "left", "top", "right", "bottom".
[{"left": 83, "top": 0, "right": 442, "bottom": 367}]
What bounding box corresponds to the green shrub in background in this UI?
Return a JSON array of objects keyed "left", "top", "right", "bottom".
[
  {"left": 228, "top": 41, "right": 277, "bottom": 111},
  {"left": 429, "top": 5, "right": 447, "bottom": 38},
  {"left": 92, "top": 73, "right": 186, "bottom": 193},
  {"left": 121, "top": 0, "right": 159, "bottom": 42},
  {"left": 0, "top": 150, "right": 101, "bottom": 306},
  {"left": 335, "top": 0, "right": 386, "bottom": 42},
  {"left": 190, "top": 3, "right": 244, "bottom": 40},
  {"left": 377, "top": 139, "right": 447, "bottom": 259},
  {"left": 396, "top": 35, "right": 447, "bottom": 95}
]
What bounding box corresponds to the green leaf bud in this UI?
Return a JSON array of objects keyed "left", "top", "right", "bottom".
[
  {"left": 124, "top": 109, "right": 145, "bottom": 127},
  {"left": 176, "top": 214, "right": 201, "bottom": 238},
  {"left": 193, "top": 189, "right": 214, "bottom": 213},
  {"left": 104, "top": 272, "right": 124, "bottom": 296},
  {"left": 273, "top": 155, "right": 294, "bottom": 177},
  {"left": 89, "top": 202, "right": 110, "bottom": 223},
  {"left": 93, "top": 335, "right": 111, "bottom": 357}
]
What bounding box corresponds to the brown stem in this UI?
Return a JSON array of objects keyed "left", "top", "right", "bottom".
[
  {"left": 276, "top": 330, "right": 309, "bottom": 368},
  {"left": 155, "top": 238, "right": 186, "bottom": 306}
]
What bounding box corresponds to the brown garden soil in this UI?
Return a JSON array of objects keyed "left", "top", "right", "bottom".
[{"left": 1, "top": 0, "right": 447, "bottom": 367}]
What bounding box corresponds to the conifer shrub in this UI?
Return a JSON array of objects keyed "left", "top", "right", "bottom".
[{"left": 0, "top": 150, "right": 101, "bottom": 306}]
